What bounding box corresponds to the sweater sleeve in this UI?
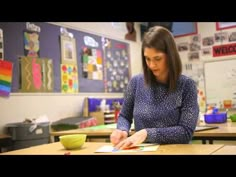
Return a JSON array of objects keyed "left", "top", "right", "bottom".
[
  {"left": 145, "top": 79, "right": 199, "bottom": 144},
  {"left": 116, "top": 76, "right": 137, "bottom": 133}
]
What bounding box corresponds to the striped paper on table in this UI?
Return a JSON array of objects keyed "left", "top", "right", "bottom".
[{"left": 0, "top": 60, "right": 13, "bottom": 97}]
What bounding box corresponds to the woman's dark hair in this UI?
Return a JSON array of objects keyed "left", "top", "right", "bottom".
[{"left": 142, "top": 26, "right": 182, "bottom": 92}]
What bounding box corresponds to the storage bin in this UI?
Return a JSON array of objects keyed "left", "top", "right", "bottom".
[
  {"left": 5, "top": 122, "right": 50, "bottom": 150},
  {"left": 12, "top": 138, "right": 49, "bottom": 150},
  {"left": 204, "top": 112, "right": 227, "bottom": 123},
  {"left": 6, "top": 122, "right": 50, "bottom": 141}
]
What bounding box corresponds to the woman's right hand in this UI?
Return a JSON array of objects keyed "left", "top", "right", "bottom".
[{"left": 110, "top": 129, "right": 128, "bottom": 146}]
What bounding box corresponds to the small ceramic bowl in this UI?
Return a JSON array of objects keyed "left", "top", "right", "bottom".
[{"left": 59, "top": 134, "right": 87, "bottom": 150}]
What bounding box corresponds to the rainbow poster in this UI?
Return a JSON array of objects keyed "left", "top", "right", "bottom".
[{"left": 0, "top": 60, "right": 13, "bottom": 97}]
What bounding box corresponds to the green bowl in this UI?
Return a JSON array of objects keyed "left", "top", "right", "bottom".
[
  {"left": 59, "top": 134, "right": 87, "bottom": 150},
  {"left": 230, "top": 114, "right": 236, "bottom": 122}
]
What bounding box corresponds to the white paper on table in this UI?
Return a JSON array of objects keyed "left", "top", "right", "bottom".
[{"left": 95, "top": 144, "right": 159, "bottom": 153}]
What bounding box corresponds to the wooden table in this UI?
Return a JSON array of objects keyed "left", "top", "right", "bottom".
[
  {"left": 0, "top": 142, "right": 224, "bottom": 155},
  {"left": 212, "top": 145, "right": 236, "bottom": 155},
  {"left": 51, "top": 121, "right": 236, "bottom": 144},
  {"left": 193, "top": 120, "right": 236, "bottom": 144}
]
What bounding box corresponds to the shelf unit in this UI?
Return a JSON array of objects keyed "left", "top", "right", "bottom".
[
  {"left": 104, "top": 111, "right": 115, "bottom": 124},
  {"left": 89, "top": 110, "right": 116, "bottom": 125}
]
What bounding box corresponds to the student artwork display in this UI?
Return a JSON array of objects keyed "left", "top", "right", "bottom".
[
  {"left": 61, "top": 64, "right": 78, "bottom": 93},
  {"left": 198, "top": 88, "right": 206, "bottom": 112},
  {"left": 24, "top": 30, "right": 40, "bottom": 57},
  {"left": 182, "top": 62, "right": 206, "bottom": 112},
  {"left": 0, "top": 22, "right": 131, "bottom": 93},
  {"left": 229, "top": 32, "right": 236, "bottom": 42},
  {"left": 60, "top": 35, "right": 77, "bottom": 65},
  {"left": 20, "top": 57, "right": 54, "bottom": 92},
  {"left": 81, "top": 47, "right": 103, "bottom": 80},
  {"left": 0, "top": 60, "right": 13, "bottom": 97},
  {"left": 177, "top": 42, "right": 189, "bottom": 52},
  {"left": 214, "top": 32, "right": 228, "bottom": 43},
  {"left": 102, "top": 37, "right": 130, "bottom": 93},
  {"left": 202, "top": 48, "right": 212, "bottom": 56},
  {"left": 189, "top": 34, "right": 201, "bottom": 52}
]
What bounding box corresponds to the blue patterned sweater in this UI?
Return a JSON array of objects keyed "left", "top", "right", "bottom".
[{"left": 117, "top": 74, "right": 199, "bottom": 144}]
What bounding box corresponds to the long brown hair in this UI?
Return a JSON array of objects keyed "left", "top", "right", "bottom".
[{"left": 142, "top": 26, "right": 182, "bottom": 92}]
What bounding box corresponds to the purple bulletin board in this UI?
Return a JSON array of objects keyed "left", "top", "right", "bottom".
[{"left": 0, "top": 22, "right": 130, "bottom": 93}]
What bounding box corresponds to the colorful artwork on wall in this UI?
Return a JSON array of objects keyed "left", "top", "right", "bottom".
[
  {"left": 20, "top": 57, "right": 54, "bottom": 92},
  {"left": 24, "top": 31, "right": 40, "bottom": 57},
  {"left": 61, "top": 64, "right": 78, "bottom": 93},
  {"left": 0, "top": 60, "right": 13, "bottom": 97},
  {"left": 81, "top": 47, "right": 103, "bottom": 80},
  {"left": 0, "top": 22, "right": 131, "bottom": 93},
  {"left": 60, "top": 35, "right": 77, "bottom": 65},
  {"left": 102, "top": 37, "right": 130, "bottom": 93}
]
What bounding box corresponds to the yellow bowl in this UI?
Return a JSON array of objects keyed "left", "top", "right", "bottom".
[{"left": 59, "top": 134, "right": 87, "bottom": 150}]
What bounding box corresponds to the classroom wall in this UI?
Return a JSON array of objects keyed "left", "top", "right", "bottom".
[
  {"left": 175, "top": 22, "right": 236, "bottom": 62},
  {"left": 175, "top": 22, "right": 236, "bottom": 112},
  {"left": 1, "top": 22, "right": 235, "bottom": 134},
  {"left": 0, "top": 22, "right": 142, "bottom": 134}
]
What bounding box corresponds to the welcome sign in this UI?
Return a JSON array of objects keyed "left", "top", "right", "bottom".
[{"left": 213, "top": 43, "right": 236, "bottom": 57}]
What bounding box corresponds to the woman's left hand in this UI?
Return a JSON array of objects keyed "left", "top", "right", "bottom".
[{"left": 115, "top": 129, "right": 147, "bottom": 150}]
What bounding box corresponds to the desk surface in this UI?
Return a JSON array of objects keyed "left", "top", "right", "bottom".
[
  {"left": 194, "top": 120, "right": 236, "bottom": 137},
  {"left": 198, "top": 119, "right": 236, "bottom": 128},
  {"left": 212, "top": 145, "right": 236, "bottom": 155},
  {"left": 0, "top": 142, "right": 224, "bottom": 155},
  {"left": 51, "top": 121, "right": 236, "bottom": 138}
]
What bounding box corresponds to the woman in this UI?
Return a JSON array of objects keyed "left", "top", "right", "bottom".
[{"left": 110, "top": 26, "right": 199, "bottom": 149}]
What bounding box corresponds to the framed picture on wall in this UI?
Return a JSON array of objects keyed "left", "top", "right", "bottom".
[
  {"left": 60, "top": 35, "right": 77, "bottom": 65},
  {"left": 172, "top": 22, "right": 198, "bottom": 38},
  {"left": 216, "top": 22, "right": 236, "bottom": 30}
]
